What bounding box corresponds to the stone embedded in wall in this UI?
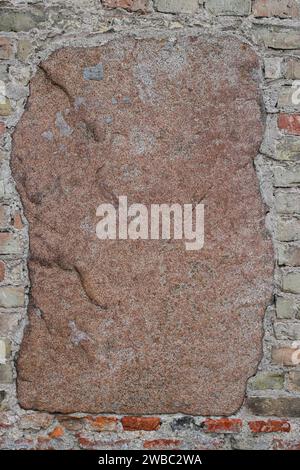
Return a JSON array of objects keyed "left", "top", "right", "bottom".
[{"left": 12, "top": 36, "right": 273, "bottom": 415}]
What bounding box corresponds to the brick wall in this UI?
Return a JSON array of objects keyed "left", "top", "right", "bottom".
[{"left": 0, "top": 0, "right": 300, "bottom": 450}]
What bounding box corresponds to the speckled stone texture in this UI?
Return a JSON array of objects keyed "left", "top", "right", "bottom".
[{"left": 12, "top": 35, "right": 273, "bottom": 415}]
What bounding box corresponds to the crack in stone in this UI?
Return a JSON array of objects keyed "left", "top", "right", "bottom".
[{"left": 39, "top": 63, "right": 73, "bottom": 106}]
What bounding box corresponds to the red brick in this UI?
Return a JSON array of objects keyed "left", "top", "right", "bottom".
[
  {"left": 102, "top": 0, "right": 151, "bottom": 12},
  {"left": 143, "top": 439, "right": 182, "bottom": 449},
  {"left": 203, "top": 418, "right": 242, "bottom": 433},
  {"left": 76, "top": 433, "right": 130, "bottom": 449},
  {"left": 48, "top": 425, "right": 64, "bottom": 439},
  {"left": 0, "top": 122, "right": 5, "bottom": 135},
  {"left": 0, "top": 37, "right": 13, "bottom": 60},
  {"left": 85, "top": 416, "right": 118, "bottom": 431},
  {"left": 121, "top": 416, "right": 161, "bottom": 431},
  {"left": 278, "top": 114, "right": 300, "bottom": 135},
  {"left": 0, "top": 261, "right": 5, "bottom": 282},
  {"left": 249, "top": 419, "right": 290, "bottom": 433},
  {"left": 13, "top": 212, "right": 23, "bottom": 230}
]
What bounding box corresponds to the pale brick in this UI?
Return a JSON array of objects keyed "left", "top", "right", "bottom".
[
  {"left": 278, "top": 243, "right": 300, "bottom": 266},
  {"left": 0, "top": 286, "right": 25, "bottom": 308},
  {"left": 154, "top": 0, "right": 199, "bottom": 14},
  {"left": 0, "top": 339, "right": 10, "bottom": 364},
  {"left": 0, "top": 98, "right": 12, "bottom": 117},
  {"left": 275, "top": 190, "right": 300, "bottom": 214},
  {"left": 278, "top": 87, "right": 300, "bottom": 111},
  {"left": 276, "top": 296, "right": 296, "bottom": 318},
  {"left": 0, "top": 37, "right": 14, "bottom": 60},
  {"left": 287, "top": 371, "right": 300, "bottom": 391},
  {"left": 0, "top": 364, "right": 13, "bottom": 383},
  {"left": 20, "top": 413, "right": 53, "bottom": 430},
  {"left": 275, "top": 137, "right": 300, "bottom": 161},
  {"left": 0, "top": 206, "right": 10, "bottom": 229},
  {"left": 264, "top": 57, "right": 282, "bottom": 79},
  {"left": 248, "top": 372, "right": 284, "bottom": 390},
  {"left": 206, "top": 0, "right": 251, "bottom": 15},
  {"left": 0, "top": 9, "right": 46, "bottom": 32},
  {"left": 17, "top": 39, "right": 32, "bottom": 62},
  {"left": 255, "top": 28, "right": 300, "bottom": 49},
  {"left": 274, "top": 165, "right": 300, "bottom": 186},
  {"left": 274, "top": 321, "right": 300, "bottom": 339},
  {"left": 272, "top": 215, "right": 300, "bottom": 241},
  {"left": 282, "top": 271, "right": 300, "bottom": 293},
  {"left": 253, "top": 0, "right": 300, "bottom": 18},
  {"left": 0, "top": 233, "right": 21, "bottom": 254},
  {"left": 286, "top": 58, "right": 300, "bottom": 79},
  {"left": 0, "top": 314, "right": 19, "bottom": 335}
]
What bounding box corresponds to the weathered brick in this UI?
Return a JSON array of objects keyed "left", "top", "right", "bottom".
[
  {"left": 0, "top": 261, "right": 5, "bottom": 282},
  {"left": 121, "top": 416, "right": 161, "bottom": 431},
  {"left": 248, "top": 371, "right": 284, "bottom": 390},
  {"left": 206, "top": 0, "right": 251, "bottom": 16},
  {"left": 0, "top": 37, "right": 14, "bottom": 60},
  {"left": 247, "top": 397, "right": 300, "bottom": 417},
  {"left": 281, "top": 271, "right": 300, "bottom": 293},
  {"left": 273, "top": 438, "right": 300, "bottom": 450},
  {"left": 255, "top": 28, "right": 300, "bottom": 49},
  {"left": 0, "top": 233, "right": 21, "bottom": 254},
  {"left": 154, "top": 0, "right": 199, "bottom": 14},
  {"left": 278, "top": 87, "right": 300, "bottom": 111},
  {"left": 249, "top": 419, "right": 290, "bottom": 433},
  {"left": 203, "top": 418, "right": 242, "bottom": 433},
  {"left": 57, "top": 415, "right": 83, "bottom": 431},
  {"left": 287, "top": 370, "right": 300, "bottom": 391},
  {"left": 0, "top": 9, "right": 46, "bottom": 32},
  {"left": 0, "top": 390, "right": 5, "bottom": 406},
  {"left": 102, "top": 0, "right": 151, "bottom": 12},
  {"left": 276, "top": 296, "right": 297, "bottom": 318},
  {"left": 278, "top": 114, "right": 300, "bottom": 135},
  {"left": 0, "top": 98, "right": 12, "bottom": 117},
  {"left": 274, "top": 165, "right": 300, "bottom": 186},
  {"left": 143, "top": 439, "right": 182, "bottom": 449},
  {"left": 274, "top": 321, "right": 300, "bottom": 339},
  {"left": 86, "top": 416, "right": 118, "bottom": 432},
  {"left": 285, "top": 58, "right": 300, "bottom": 79},
  {"left": 0, "top": 364, "right": 13, "bottom": 383},
  {"left": 0, "top": 286, "right": 25, "bottom": 308},
  {"left": 275, "top": 137, "right": 300, "bottom": 162},
  {"left": 20, "top": 412, "right": 53, "bottom": 430},
  {"left": 264, "top": 57, "right": 282, "bottom": 79},
  {"left": 253, "top": 0, "right": 300, "bottom": 18},
  {"left": 278, "top": 243, "right": 300, "bottom": 266},
  {"left": 276, "top": 216, "right": 300, "bottom": 241},
  {"left": 275, "top": 190, "right": 300, "bottom": 214}
]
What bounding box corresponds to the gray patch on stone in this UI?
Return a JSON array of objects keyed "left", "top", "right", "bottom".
[
  {"left": 69, "top": 320, "right": 90, "bottom": 346},
  {"left": 104, "top": 116, "right": 113, "bottom": 124},
  {"left": 83, "top": 63, "right": 104, "bottom": 81},
  {"left": 41, "top": 130, "right": 53, "bottom": 141},
  {"left": 55, "top": 112, "right": 73, "bottom": 137}
]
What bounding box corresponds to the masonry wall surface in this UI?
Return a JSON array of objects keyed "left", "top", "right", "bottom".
[{"left": 0, "top": 0, "right": 300, "bottom": 450}]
